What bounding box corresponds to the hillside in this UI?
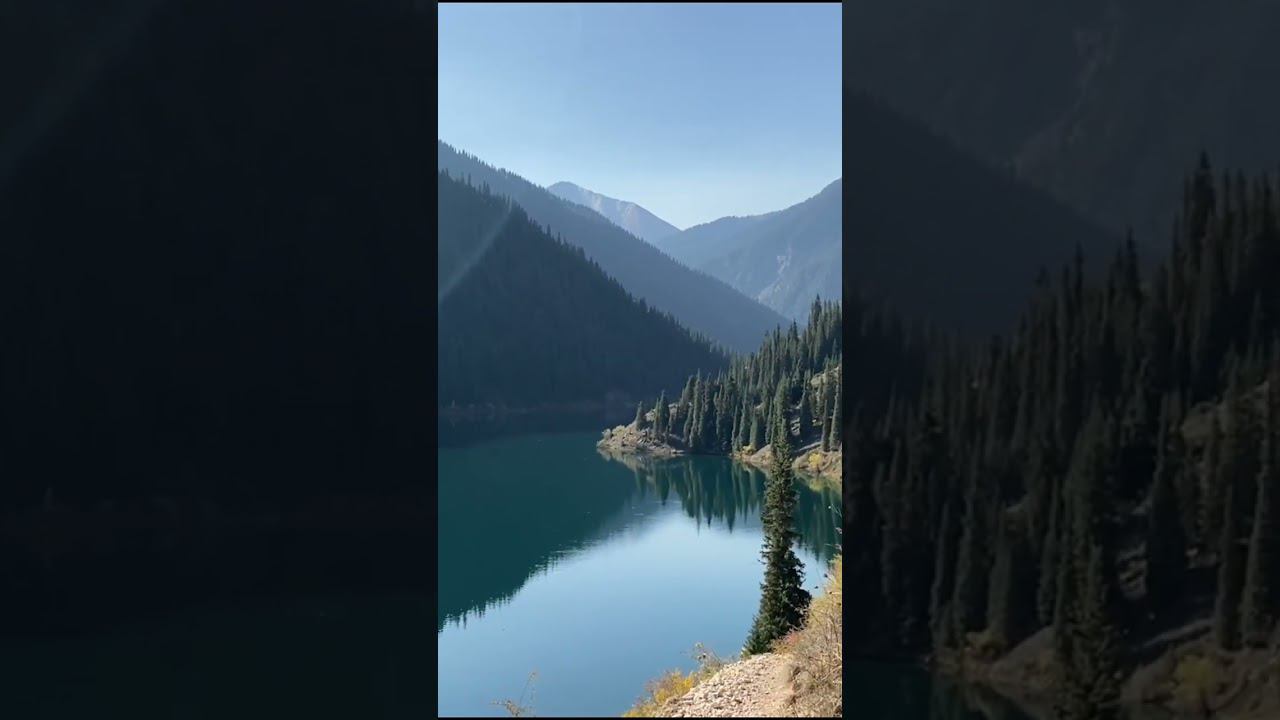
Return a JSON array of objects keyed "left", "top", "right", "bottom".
[
  {"left": 547, "top": 181, "right": 680, "bottom": 245},
  {"left": 845, "top": 159, "right": 1280, "bottom": 718},
  {"left": 438, "top": 171, "right": 727, "bottom": 408},
  {"left": 846, "top": 91, "right": 1118, "bottom": 336},
  {"left": 658, "top": 180, "right": 841, "bottom": 321},
  {"left": 847, "top": 0, "right": 1280, "bottom": 245},
  {"left": 438, "top": 142, "right": 787, "bottom": 354}
]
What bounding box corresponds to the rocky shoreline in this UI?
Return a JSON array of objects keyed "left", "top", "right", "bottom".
[{"left": 597, "top": 420, "right": 841, "bottom": 487}]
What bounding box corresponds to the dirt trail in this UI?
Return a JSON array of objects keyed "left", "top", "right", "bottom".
[{"left": 659, "top": 653, "right": 797, "bottom": 718}]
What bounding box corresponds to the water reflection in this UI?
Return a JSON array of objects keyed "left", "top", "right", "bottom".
[
  {"left": 602, "top": 449, "right": 841, "bottom": 565},
  {"left": 437, "top": 433, "right": 840, "bottom": 631}
]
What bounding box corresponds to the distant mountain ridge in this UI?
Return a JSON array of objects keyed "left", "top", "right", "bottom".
[
  {"left": 847, "top": 0, "right": 1280, "bottom": 247},
  {"left": 438, "top": 141, "right": 787, "bottom": 354},
  {"left": 844, "top": 91, "right": 1118, "bottom": 336},
  {"left": 656, "top": 179, "right": 842, "bottom": 321},
  {"left": 438, "top": 171, "right": 727, "bottom": 408},
  {"left": 547, "top": 181, "right": 680, "bottom": 245}
]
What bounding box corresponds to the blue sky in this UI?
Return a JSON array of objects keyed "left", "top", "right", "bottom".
[{"left": 438, "top": 3, "right": 841, "bottom": 230}]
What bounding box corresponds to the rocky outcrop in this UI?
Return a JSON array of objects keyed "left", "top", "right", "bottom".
[{"left": 597, "top": 422, "right": 684, "bottom": 458}]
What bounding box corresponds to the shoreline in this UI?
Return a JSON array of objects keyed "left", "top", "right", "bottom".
[{"left": 597, "top": 421, "right": 841, "bottom": 489}]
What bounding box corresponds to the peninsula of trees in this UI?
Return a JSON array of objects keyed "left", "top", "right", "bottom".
[{"left": 602, "top": 298, "right": 921, "bottom": 475}]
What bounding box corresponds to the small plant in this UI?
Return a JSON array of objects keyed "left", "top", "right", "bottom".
[
  {"left": 807, "top": 452, "right": 823, "bottom": 471},
  {"left": 1173, "top": 654, "right": 1221, "bottom": 714},
  {"left": 623, "top": 644, "right": 728, "bottom": 717},
  {"left": 781, "top": 555, "right": 842, "bottom": 717},
  {"left": 493, "top": 670, "right": 538, "bottom": 717}
]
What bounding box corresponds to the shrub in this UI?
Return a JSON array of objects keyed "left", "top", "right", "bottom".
[
  {"left": 1172, "top": 654, "right": 1222, "bottom": 714},
  {"left": 781, "top": 555, "right": 842, "bottom": 717},
  {"left": 623, "top": 644, "right": 728, "bottom": 717}
]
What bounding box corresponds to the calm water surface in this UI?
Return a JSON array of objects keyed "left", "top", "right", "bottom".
[
  {"left": 437, "top": 431, "right": 840, "bottom": 716},
  {"left": 0, "top": 429, "right": 1049, "bottom": 719}
]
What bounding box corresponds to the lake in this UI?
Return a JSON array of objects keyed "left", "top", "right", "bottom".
[
  {"left": 437, "top": 430, "right": 1038, "bottom": 719},
  {"left": 0, "top": 429, "right": 1043, "bottom": 719}
]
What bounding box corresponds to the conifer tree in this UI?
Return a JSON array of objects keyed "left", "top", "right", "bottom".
[
  {"left": 1241, "top": 364, "right": 1280, "bottom": 646},
  {"left": 1146, "top": 414, "right": 1187, "bottom": 611},
  {"left": 634, "top": 401, "right": 645, "bottom": 429},
  {"left": 1213, "top": 481, "right": 1245, "bottom": 650},
  {"left": 798, "top": 387, "right": 813, "bottom": 441},
  {"left": 744, "top": 408, "right": 811, "bottom": 654}
]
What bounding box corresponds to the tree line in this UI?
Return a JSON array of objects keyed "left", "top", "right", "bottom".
[
  {"left": 635, "top": 296, "right": 928, "bottom": 459},
  {"left": 846, "top": 154, "right": 1280, "bottom": 717}
]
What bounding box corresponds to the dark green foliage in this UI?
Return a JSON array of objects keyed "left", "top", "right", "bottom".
[
  {"left": 1214, "top": 481, "right": 1246, "bottom": 650},
  {"left": 1037, "top": 487, "right": 1064, "bottom": 627},
  {"left": 1146, "top": 411, "right": 1188, "bottom": 612},
  {"left": 986, "top": 511, "right": 1035, "bottom": 652},
  {"left": 743, "top": 409, "right": 812, "bottom": 654},
  {"left": 437, "top": 172, "right": 728, "bottom": 408},
  {"left": 841, "top": 160, "right": 1280, "bottom": 692},
  {"left": 637, "top": 297, "right": 922, "bottom": 465},
  {"left": 438, "top": 142, "right": 787, "bottom": 354},
  {"left": 653, "top": 392, "right": 669, "bottom": 437},
  {"left": 1241, "top": 362, "right": 1280, "bottom": 646},
  {"left": 950, "top": 456, "right": 994, "bottom": 644},
  {"left": 1058, "top": 543, "right": 1123, "bottom": 720},
  {"left": 634, "top": 402, "right": 646, "bottom": 429}
]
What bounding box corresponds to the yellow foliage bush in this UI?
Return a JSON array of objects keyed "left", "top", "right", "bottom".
[
  {"left": 623, "top": 669, "right": 698, "bottom": 717},
  {"left": 807, "top": 452, "right": 823, "bottom": 470},
  {"left": 623, "top": 644, "right": 726, "bottom": 717}
]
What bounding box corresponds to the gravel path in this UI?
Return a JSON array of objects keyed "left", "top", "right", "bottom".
[{"left": 659, "top": 653, "right": 797, "bottom": 718}]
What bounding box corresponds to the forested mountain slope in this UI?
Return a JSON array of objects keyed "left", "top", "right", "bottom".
[
  {"left": 438, "top": 171, "right": 727, "bottom": 408},
  {"left": 438, "top": 141, "right": 787, "bottom": 354},
  {"left": 845, "top": 157, "right": 1280, "bottom": 717},
  {"left": 547, "top": 181, "right": 680, "bottom": 246},
  {"left": 608, "top": 296, "right": 928, "bottom": 467},
  {"left": 847, "top": 0, "right": 1280, "bottom": 245},
  {"left": 658, "top": 180, "right": 842, "bottom": 322},
  {"left": 846, "top": 91, "right": 1118, "bottom": 336}
]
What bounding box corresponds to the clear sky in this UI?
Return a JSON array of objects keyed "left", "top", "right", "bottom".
[{"left": 438, "top": 3, "right": 841, "bottom": 230}]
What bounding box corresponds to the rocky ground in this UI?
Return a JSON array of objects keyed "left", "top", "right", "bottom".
[
  {"left": 597, "top": 423, "right": 684, "bottom": 458},
  {"left": 598, "top": 420, "right": 841, "bottom": 489},
  {"left": 658, "top": 653, "right": 799, "bottom": 718}
]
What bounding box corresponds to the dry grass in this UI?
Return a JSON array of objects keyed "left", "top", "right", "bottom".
[
  {"left": 623, "top": 643, "right": 727, "bottom": 717},
  {"left": 777, "top": 554, "right": 842, "bottom": 717},
  {"left": 494, "top": 671, "right": 538, "bottom": 717}
]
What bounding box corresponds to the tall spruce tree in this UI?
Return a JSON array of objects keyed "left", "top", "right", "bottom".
[
  {"left": 1146, "top": 412, "right": 1188, "bottom": 612},
  {"left": 1213, "top": 480, "right": 1245, "bottom": 650},
  {"left": 744, "top": 408, "right": 811, "bottom": 655},
  {"left": 1241, "top": 362, "right": 1280, "bottom": 646}
]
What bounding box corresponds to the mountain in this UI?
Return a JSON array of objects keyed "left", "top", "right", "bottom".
[
  {"left": 847, "top": 0, "right": 1280, "bottom": 246},
  {"left": 547, "top": 181, "right": 680, "bottom": 245},
  {"left": 843, "top": 160, "right": 1280, "bottom": 718},
  {"left": 438, "top": 171, "right": 727, "bottom": 408},
  {"left": 844, "top": 91, "right": 1118, "bottom": 336},
  {"left": 658, "top": 180, "right": 841, "bottom": 322},
  {"left": 0, "top": 0, "right": 430, "bottom": 506},
  {"left": 438, "top": 141, "right": 787, "bottom": 354}
]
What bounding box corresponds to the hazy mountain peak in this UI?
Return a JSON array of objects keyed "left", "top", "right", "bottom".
[{"left": 546, "top": 181, "right": 680, "bottom": 245}]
